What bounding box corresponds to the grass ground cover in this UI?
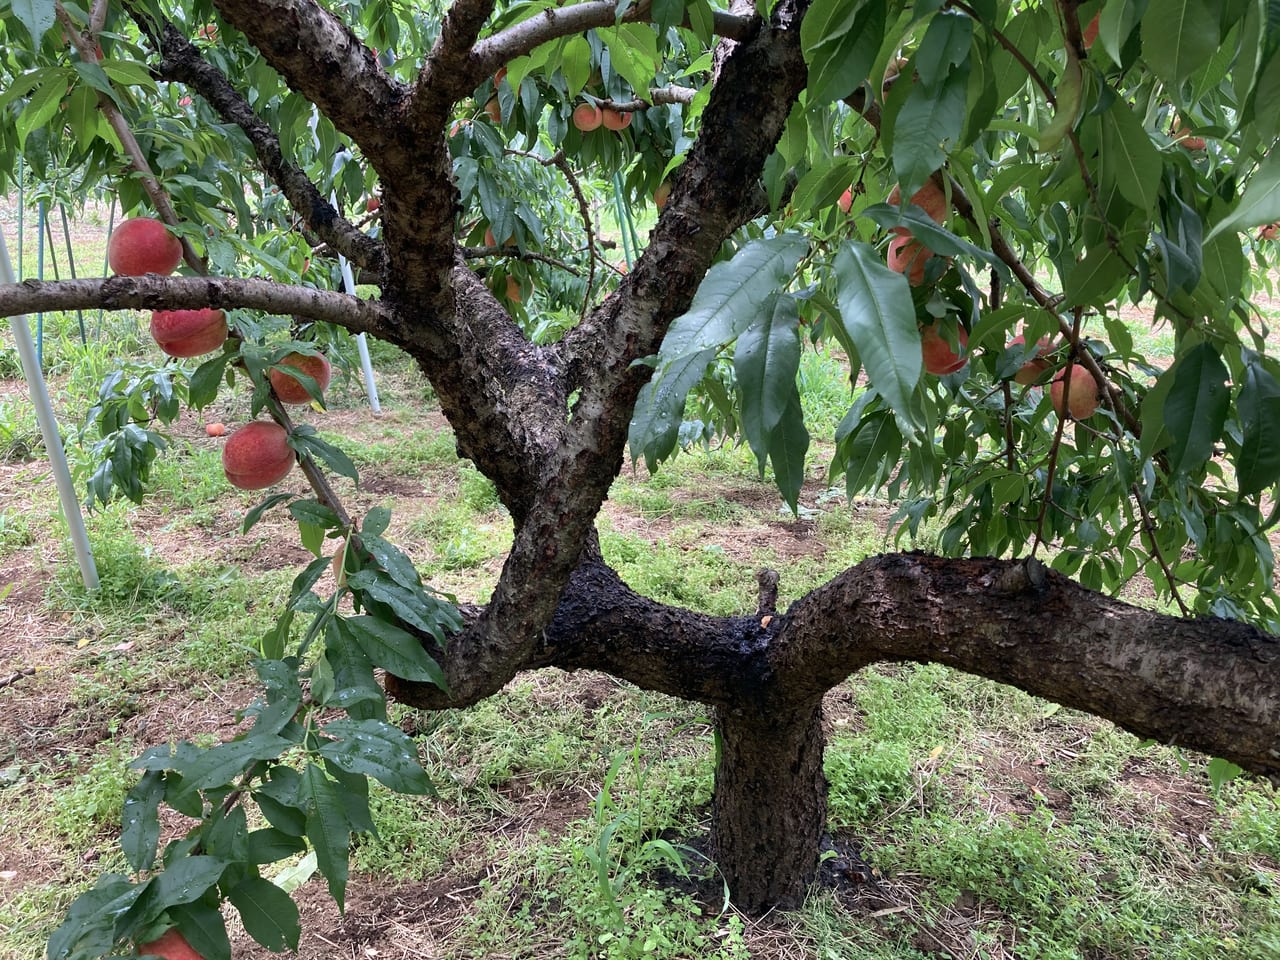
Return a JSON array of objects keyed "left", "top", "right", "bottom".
[{"left": 0, "top": 203, "right": 1278, "bottom": 959}]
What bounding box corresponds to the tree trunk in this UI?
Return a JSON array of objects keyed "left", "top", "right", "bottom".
[{"left": 711, "top": 699, "right": 827, "bottom": 912}]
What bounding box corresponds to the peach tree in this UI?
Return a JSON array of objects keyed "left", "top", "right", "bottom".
[{"left": 1, "top": 0, "right": 1279, "bottom": 956}]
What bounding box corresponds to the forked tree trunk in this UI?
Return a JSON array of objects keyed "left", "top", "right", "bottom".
[{"left": 711, "top": 698, "right": 828, "bottom": 912}]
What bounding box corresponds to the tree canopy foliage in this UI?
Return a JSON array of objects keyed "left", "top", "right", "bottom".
[{"left": 2, "top": 0, "right": 1279, "bottom": 956}]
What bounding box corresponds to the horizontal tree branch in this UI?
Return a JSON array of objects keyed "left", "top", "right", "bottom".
[
  {"left": 0, "top": 276, "right": 393, "bottom": 338},
  {"left": 388, "top": 553, "right": 1280, "bottom": 780},
  {"left": 781, "top": 553, "right": 1280, "bottom": 778},
  {"left": 469, "top": 1, "right": 757, "bottom": 83}
]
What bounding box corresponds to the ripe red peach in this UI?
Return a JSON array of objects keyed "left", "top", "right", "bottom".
[
  {"left": 108, "top": 218, "right": 183, "bottom": 276},
  {"left": 222, "top": 420, "right": 295, "bottom": 489},
  {"left": 149, "top": 308, "right": 228, "bottom": 358},
  {"left": 921, "top": 323, "right": 968, "bottom": 376},
  {"left": 138, "top": 929, "right": 204, "bottom": 960},
  {"left": 269, "top": 352, "right": 332, "bottom": 405},
  {"left": 1050, "top": 364, "right": 1101, "bottom": 419}
]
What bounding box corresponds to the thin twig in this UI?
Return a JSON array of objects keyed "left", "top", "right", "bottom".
[
  {"left": 461, "top": 244, "right": 582, "bottom": 276},
  {"left": 503, "top": 147, "right": 598, "bottom": 315},
  {"left": 1132, "top": 483, "right": 1192, "bottom": 616},
  {"left": 1031, "top": 310, "right": 1084, "bottom": 555},
  {"left": 0, "top": 667, "right": 37, "bottom": 690},
  {"left": 54, "top": 2, "right": 206, "bottom": 273}
]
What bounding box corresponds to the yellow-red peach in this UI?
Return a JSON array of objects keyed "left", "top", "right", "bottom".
[
  {"left": 109, "top": 218, "right": 183, "bottom": 276},
  {"left": 921, "top": 323, "right": 968, "bottom": 376},
  {"left": 572, "top": 102, "right": 604, "bottom": 131},
  {"left": 1050, "top": 364, "right": 1101, "bottom": 419},
  {"left": 1009, "top": 334, "right": 1053, "bottom": 385},
  {"left": 149, "top": 308, "right": 228, "bottom": 358},
  {"left": 269, "top": 352, "right": 332, "bottom": 405},
  {"left": 222, "top": 420, "right": 294, "bottom": 489},
  {"left": 139, "top": 929, "right": 204, "bottom": 960}
]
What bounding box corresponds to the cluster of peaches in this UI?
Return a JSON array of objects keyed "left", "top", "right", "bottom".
[
  {"left": 108, "top": 218, "right": 332, "bottom": 492},
  {"left": 865, "top": 181, "right": 1101, "bottom": 420}
]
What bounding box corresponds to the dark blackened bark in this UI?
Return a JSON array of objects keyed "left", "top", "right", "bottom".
[
  {"left": 711, "top": 701, "right": 827, "bottom": 911},
  {"left": 390, "top": 554, "right": 1280, "bottom": 782}
]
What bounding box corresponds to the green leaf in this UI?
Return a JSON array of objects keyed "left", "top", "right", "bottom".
[
  {"left": 861, "top": 203, "right": 1010, "bottom": 277},
  {"left": 1099, "top": 0, "right": 1150, "bottom": 65},
  {"left": 149, "top": 856, "right": 227, "bottom": 911},
  {"left": 833, "top": 242, "right": 922, "bottom": 440},
  {"left": 11, "top": 0, "right": 56, "bottom": 47},
  {"left": 914, "top": 10, "right": 973, "bottom": 91},
  {"left": 226, "top": 876, "right": 301, "bottom": 952},
  {"left": 301, "top": 762, "right": 351, "bottom": 911},
  {"left": 46, "top": 875, "right": 142, "bottom": 960},
  {"left": 324, "top": 620, "right": 386, "bottom": 716},
  {"left": 254, "top": 768, "right": 307, "bottom": 838},
  {"left": 1141, "top": 0, "right": 1221, "bottom": 86},
  {"left": 657, "top": 235, "right": 809, "bottom": 359},
  {"left": 16, "top": 70, "right": 69, "bottom": 150},
  {"left": 1205, "top": 150, "right": 1280, "bottom": 241},
  {"left": 362, "top": 505, "right": 392, "bottom": 538},
  {"left": 561, "top": 35, "right": 591, "bottom": 95},
  {"left": 767, "top": 392, "right": 810, "bottom": 513},
  {"left": 1207, "top": 756, "right": 1244, "bottom": 794},
  {"left": 347, "top": 570, "right": 453, "bottom": 641},
  {"left": 188, "top": 352, "right": 233, "bottom": 410},
  {"left": 801, "top": 0, "right": 886, "bottom": 103},
  {"left": 242, "top": 493, "right": 295, "bottom": 534},
  {"left": 121, "top": 770, "right": 164, "bottom": 873},
  {"left": 1162, "top": 343, "right": 1229, "bottom": 475},
  {"left": 169, "top": 902, "right": 231, "bottom": 960},
  {"left": 248, "top": 660, "right": 303, "bottom": 737},
  {"left": 245, "top": 828, "right": 308, "bottom": 865},
  {"left": 1063, "top": 244, "right": 1132, "bottom": 307},
  {"left": 1237, "top": 359, "right": 1280, "bottom": 496},
  {"left": 100, "top": 60, "right": 159, "bottom": 91},
  {"left": 600, "top": 24, "right": 659, "bottom": 95},
  {"left": 289, "top": 499, "right": 341, "bottom": 530},
  {"left": 318, "top": 718, "right": 434, "bottom": 795},
  {"left": 298, "top": 522, "right": 326, "bottom": 557},
  {"left": 628, "top": 348, "right": 717, "bottom": 471},
  {"left": 1099, "top": 99, "right": 1162, "bottom": 214},
  {"left": 892, "top": 67, "right": 967, "bottom": 196},
  {"left": 290, "top": 429, "right": 358, "bottom": 482},
  {"left": 1036, "top": 51, "right": 1081, "bottom": 151},
  {"left": 735, "top": 294, "right": 802, "bottom": 470},
  {"left": 170, "top": 735, "right": 293, "bottom": 802},
  {"left": 343, "top": 615, "right": 446, "bottom": 688},
  {"left": 839, "top": 410, "right": 903, "bottom": 497}
]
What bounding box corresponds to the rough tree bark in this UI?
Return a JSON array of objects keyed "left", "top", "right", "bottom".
[{"left": 711, "top": 701, "right": 829, "bottom": 910}]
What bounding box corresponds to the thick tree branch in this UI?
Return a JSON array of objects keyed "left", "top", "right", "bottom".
[
  {"left": 781, "top": 554, "right": 1280, "bottom": 777},
  {"left": 210, "top": 0, "right": 406, "bottom": 160},
  {"left": 138, "top": 20, "right": 387, "bottom": 277},
  {"left": 388, "top": 554, "right": 1280, "bottom": 780},
  {"left": 430, "top": 3, "right": 811, "bottom": 707},
  {"left": 469, "top": 2, "right": 757, "bottom": 84},
  {"left": 413, "top": 0, "right": 500, "bottom": 123},
  {"left": 0, "top": 276, "right": 393, "bottom": 337}
]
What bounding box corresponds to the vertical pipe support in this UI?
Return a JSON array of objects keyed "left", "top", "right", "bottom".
[{"left": 0, "top": 229, "right": 99, "bottom": 590}]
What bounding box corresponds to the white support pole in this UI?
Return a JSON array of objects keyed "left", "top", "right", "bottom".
[
  {"left": 327, "top": 184, "right": 381, "bottom": 415},
  {"left": 339, "top": 255, "right": 382, "bottom": 416},
  {"left": 0, "top": 229, "right": 99, "bottom": 590}
]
